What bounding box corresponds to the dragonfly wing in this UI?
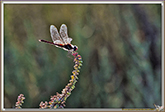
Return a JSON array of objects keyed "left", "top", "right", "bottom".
[
  {"left": 50, "top": 25, "right": 64, "bottom": 44},
  {"left": 60, "top": 24, "right": 73, "bottom": 44},
  {"left": 67, "top": 38, "right": 72, "bottom": 43}
]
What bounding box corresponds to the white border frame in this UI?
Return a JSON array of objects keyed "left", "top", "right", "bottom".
[
  {"left": 1, "top": 1, "right": 4, "bottom": 111},
  {"left": 1, "top": 1, "right": 164, "bottom": 111},
  {"left": 161, "top": 0, "right": 164, "bottom": 107},
  {"left": 1, "top": 1, "right": 164, "bottom": 4}
]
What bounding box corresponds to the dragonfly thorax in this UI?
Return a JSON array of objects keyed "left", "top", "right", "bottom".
[
  {"left": 65, "top": 44, "right": 78, "bottom": 51},
  {"left": 61, "top": 44, "right": 77, "bottom": 51}
]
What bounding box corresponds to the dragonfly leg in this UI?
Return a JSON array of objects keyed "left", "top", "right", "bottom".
[{"left": 67, "top": 51, "right": 73, "bottom": 59}]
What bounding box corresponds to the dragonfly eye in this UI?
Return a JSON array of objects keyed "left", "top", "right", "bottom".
[{"left": 74, "top": 46, "right": 78, "bottom": 51}]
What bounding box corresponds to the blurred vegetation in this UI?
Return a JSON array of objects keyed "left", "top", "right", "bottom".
[{"left": 4, "top": 4, "right": 161, "bottom": 108}]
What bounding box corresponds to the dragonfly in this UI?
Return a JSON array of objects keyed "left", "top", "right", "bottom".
[{"left": 39, "top": 24, "right": 78, "bottom": 52}]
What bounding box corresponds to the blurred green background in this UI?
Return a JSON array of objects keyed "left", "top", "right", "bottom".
[{"left": 4, "top": 4, "right": 162, "bottom": 108}]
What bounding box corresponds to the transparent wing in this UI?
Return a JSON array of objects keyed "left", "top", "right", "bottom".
[
  {"left": 50, "top": 25, "right": 64, "bottom": 44},
  {"left": 60, "top": 24, "right": 72, "bottom": 44}
]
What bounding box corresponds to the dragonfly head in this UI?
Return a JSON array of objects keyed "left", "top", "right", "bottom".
[{"left": 73, "top": 45, "right": 78, "bottom": 51}]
